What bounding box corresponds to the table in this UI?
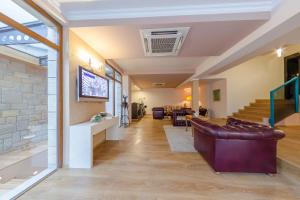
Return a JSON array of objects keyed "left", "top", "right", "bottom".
[{"left": 185, "top": 115, "right": 193, "bottom": 131}]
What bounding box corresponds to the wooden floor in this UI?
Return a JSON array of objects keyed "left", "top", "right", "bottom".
[
  {"left": 277, "top": 126, "right": 300, "bottom": 168},
  {"left": 19, "top": 116, "right": 300, "bottom": 200}
]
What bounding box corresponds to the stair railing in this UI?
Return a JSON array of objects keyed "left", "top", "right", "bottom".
[{"left": 269, "top": 76, "right": 299, "bottom": 127}]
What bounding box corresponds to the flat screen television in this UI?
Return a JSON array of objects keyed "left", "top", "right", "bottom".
[{"left": 77, "top": 66, "right": 109, "bottom": 102}]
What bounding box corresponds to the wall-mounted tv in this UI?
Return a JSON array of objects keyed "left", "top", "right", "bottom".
[{"left": 77, "top": 66, "right": 109, "bottom": 102}]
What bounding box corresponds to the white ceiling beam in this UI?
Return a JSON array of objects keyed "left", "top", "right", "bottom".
[
  {"left": 68, "top": 12, "right": 270, "bottom": 27},
  {"left": 60, "top": 1, "right": 278, "bottom": 27}
]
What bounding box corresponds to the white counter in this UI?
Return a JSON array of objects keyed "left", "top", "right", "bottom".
[{"left": 69, "top": 117, "right": 120, "bottom": 168}]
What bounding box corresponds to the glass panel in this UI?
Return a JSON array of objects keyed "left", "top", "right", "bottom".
[
  {"left": 115, "top": 71, "right": 122, "bottom": 82},
  {"left": 114, "top": 82, "right": 122, "bottom": 120},
  {"left": 105, "top": 64, "right": 114, "bottom": 78},
  {"left": 273, "top": 81, "right": 297, "bottom": 124},
  {"left": 0, "top": 25, "right": 49, "bottom": 66},
  {"left": 0, "top": 23, "right": 57, "bottom": 195},
  {"left": 0, "top": 0, "right": 58, "bottom": 44},
  {"left": 105, "top": 78, "right": 114, "bottom": 115}
]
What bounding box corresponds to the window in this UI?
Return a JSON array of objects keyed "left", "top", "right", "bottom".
[
  {"left": 104, "top": 64, "right": 122, "bottom": 118},
  {"left": 115, "top": 71, "right": 122, "bottom": 82},
  {"left": 105, "top": 64, "right": 114, "bottom": 78},
  {"left": 115, "top": 81, "right": 122, "bottom": 118},
  {"left": 105, "top": 77, "right": 114, "bottom": 115},
  {"left": 0, "top": 1, "right": 62, "bottom": 199}
]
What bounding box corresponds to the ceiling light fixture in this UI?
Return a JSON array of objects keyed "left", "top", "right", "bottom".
[{"left": 276, "top": 48, "right": 283, "bottom": 57}]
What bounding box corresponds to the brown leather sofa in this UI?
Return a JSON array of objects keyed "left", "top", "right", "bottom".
[{"left": 191, "top": 117, "right": 285, "bottom": 173}]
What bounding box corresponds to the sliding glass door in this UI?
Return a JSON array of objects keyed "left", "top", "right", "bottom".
[
  {"left": 115, "top": 81, "right": 122, "bottom": 118},
  {"left": 105, "top": 64, "right": 122, "bottom": 122},
  {"left": 0, "top": 0, "right": 62, "bottom": 198}
]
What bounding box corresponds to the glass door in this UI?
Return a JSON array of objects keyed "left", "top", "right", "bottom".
[
  {"left": 105, "top": 77, "right": 114, "bottom": 115},
  {"left": 0, "top": 0, "right": 62, "bottom": 198},
  {"left": 115, "top": 81, "right": 122, "bottom": 119}
]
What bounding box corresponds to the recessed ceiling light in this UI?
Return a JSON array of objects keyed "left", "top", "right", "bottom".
[{"left": 33, "top": 171, "right": 39, "bottom": 176}]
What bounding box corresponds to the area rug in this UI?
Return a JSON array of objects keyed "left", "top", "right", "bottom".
[{"left": 163, "top": 125, "right": 197, "bottom": 152}]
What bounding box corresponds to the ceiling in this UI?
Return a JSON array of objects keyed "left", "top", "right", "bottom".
[
  {"left": 131, "top": 74, "right": 193, "bottom": 89},
  {"left": 71, "top": 21, "right": 265, "bottom": 59},
  {"left": 70, "top": 20, "right": 265, "bottom": 83},
  {"left": 41, "top": 0, "right": 280, "bottom": 88},
  {"left": 112, "top": 57, "right": 207, "bottom": 74}
]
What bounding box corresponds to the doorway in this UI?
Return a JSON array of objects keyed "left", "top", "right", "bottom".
[{"left": 284, "top": 53, "right": 300, "bottom": 99}]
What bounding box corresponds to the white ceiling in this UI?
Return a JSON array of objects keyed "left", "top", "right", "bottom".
[
  {"left": 71, "top": 21, "right": 265, "bottom": 59},
  {"left": 71, "top": 20, "right": 265, "bottom": 75},
  {"left": 41, "top": 0, "right": 281, "bottom": 87}
]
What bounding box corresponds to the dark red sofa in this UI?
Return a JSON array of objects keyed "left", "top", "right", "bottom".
[
  {"left": 152, "top": 107, "right": 164, "bottom": 119},
  {"left": 172, "top": 108, "right": 193, "bottom": 126},
  {"left": 191, "top": 117, "right": 285, "bottom": 174}
]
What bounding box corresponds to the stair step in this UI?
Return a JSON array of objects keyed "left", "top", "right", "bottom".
[
  {"left": 250, "top": 102, "right": 270, "bottom": 107},
  {"left": 238, "top": 110, "right": 269, "bottom": 117},
  {"left": 243, "top": 107, "right": 270, "bottom": 114},
  {"left": 255, "top": 99, "right": 270, "bottom": 104},
  {"left": 233, "top": 113, "right": 263, "bottom": 122},
  {"left": 244, "top": 105, "right": 270, "bottom": 111}
]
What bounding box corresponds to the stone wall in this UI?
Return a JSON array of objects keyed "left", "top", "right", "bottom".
[{"left": 0, "top": 57, "right": 48, "bottom": 154}]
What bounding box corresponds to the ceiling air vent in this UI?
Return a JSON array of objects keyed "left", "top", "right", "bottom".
[
  {"left": 140, "top": 27, "right": 190, "bottom": 56},
  {"left": 152, "top": 83, "right": 166, "bottom": 87}
]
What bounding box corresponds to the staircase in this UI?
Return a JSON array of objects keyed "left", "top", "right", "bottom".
[{"left": 232, "top": 99, "right": 270, "bottom": 123}]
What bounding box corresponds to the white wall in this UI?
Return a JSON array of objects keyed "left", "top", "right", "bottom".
[
  {"left": 63, "top": 30, "right": 106, "bottom": 166},
  {"left": 132, "top": 88, "right": 190, "bottom": 114},
  {"left": 198, "top": 80, "right": 227, "bottom": 118},
  {"left": 68, "top": 30, "right": 106, "bottom": 125},
  {"left": 204, "top": 45, "right": 300, "bottom": 116}
]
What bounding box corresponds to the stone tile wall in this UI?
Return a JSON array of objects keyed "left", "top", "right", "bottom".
[{"left": 0, "top": 57, "right": 48, "bottom": 154}]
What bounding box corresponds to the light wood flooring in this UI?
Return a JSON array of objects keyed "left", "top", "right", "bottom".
[
  {"left": 277, "top": 126, "right": 300, "bottom": 168},
  {"left": 18, "top": 116, "right": 300, "bottom": 200}
]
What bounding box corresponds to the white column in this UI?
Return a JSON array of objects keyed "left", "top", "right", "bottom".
[{"left": 192, "top": 79, "right": 200, "bottom": 117}]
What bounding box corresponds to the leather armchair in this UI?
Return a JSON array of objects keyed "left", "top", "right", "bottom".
[
  {"left": 152, "top": 107, "right": 164, "bottom": 119},
  {"left": 191, "top": 118, "right": 285, "bottom": 174},
  {"left": 172, "top": 108, "right": 193, "bottom": 126}
]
